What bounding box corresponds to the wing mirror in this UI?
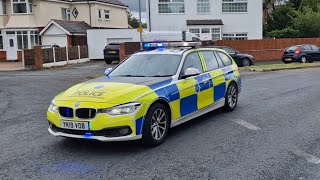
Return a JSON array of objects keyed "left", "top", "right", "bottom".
[
  {"left": 104, "top": 68, "right": 113, "bottom": 76},
  {"left": 182, "top": 68, "right": 200, "bottom": 79}
]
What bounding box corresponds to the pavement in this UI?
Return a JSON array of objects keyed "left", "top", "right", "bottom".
[
  {"left": 0, "top": 62, "right": 24, "bottom": 71},
  {"left": 1, "top": 61, "right": 320, "bottom": 180}
]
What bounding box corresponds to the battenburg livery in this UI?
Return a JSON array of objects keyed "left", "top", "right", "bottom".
[{"left": 47, "top": 42, "right": 241, "bottom": 146}]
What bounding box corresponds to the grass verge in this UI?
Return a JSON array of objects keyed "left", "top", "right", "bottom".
[{"left": 241, "top": 62, "right": 320, "bottom": 72}]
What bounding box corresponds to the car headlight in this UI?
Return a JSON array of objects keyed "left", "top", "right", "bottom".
[
  {"left": 98, "top": 103, "right": 141, "bottom": 115},
  {"left": 48, "top": 101, "right": 58, "bottom": 112}
]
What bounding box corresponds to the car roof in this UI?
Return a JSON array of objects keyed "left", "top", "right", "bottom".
[{"left": 135, "top": 47, "right": 225, "bottom": 56}]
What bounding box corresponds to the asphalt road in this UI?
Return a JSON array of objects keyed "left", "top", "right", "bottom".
[{"left": 1, "top": 61, "right": 320, "bottom": 180}]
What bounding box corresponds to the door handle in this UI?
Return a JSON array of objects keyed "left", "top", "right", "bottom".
[{"left": 203, "top": 78, "right": 210, "bottom": 83}]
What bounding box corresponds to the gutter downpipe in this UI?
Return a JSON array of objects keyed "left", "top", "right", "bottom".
[{"left": 87, "top": 0, "right": 92, "bottom": 26}]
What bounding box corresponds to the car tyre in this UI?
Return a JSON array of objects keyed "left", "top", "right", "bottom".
[
  {"left": 242, "top": 58, "right": 251, "bottom": 67},
  {"left": 105, "top": 59, "right": 113, "bottom": 64},
  {"left": 223, "top": 82, "right": 238, "bottom": 112},
  {"left": 141, "top": 103, "right": 170, "bottom": 147}
]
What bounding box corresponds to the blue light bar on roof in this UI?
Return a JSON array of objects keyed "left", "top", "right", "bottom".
[{"left": 143, "top": 42, "right": 201, "bottom": 50}]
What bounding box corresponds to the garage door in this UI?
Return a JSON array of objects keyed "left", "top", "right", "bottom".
[{"left": 42, "top": 35, "right": 67, "bottom": 47}]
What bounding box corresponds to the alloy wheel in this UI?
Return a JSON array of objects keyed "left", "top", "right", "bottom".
[
  {"left": 228, "top": 85, "right": 237, "bottom": 108},
  {"left": 151, "top": 109, "right": 167, "bottom": 140}
]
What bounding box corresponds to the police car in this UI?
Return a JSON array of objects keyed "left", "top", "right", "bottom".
[{"left": 47, "top": 42, "right": 241, "bottom": 146}]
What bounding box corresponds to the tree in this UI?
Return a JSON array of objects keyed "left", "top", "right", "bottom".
[
  {"left": 288, "top": 0, "right": 302, "bottom": 9},
  {"left": 266, "top": 4, "right": 297, "bottom": 32},
  {"left": 127, "top": 12, "right": 147, "bottom": 29},
  {"left": 294, "top": 7, "right": 320, "bottom": 37}
]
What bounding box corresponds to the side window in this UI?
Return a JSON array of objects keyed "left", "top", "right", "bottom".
[
  {"left": 223, "top": 48, "right": 236, "bottom": 54},
  {"left": 182, "top": 52, "right": 204, "bottom": 75},
  {"left": 303, "top": 45, "right": 312, "bottom": 50},
  {"left": 311, "top": 45, "right": 319, "bottom": 50},
  {"left": 216, "top": 51, "right": 232, "bottom": 66},
  {"left": 214, "top": 52, "right": 225, "bottom": 68},
  {"left": 201, "top": 51, "right": 219, "bottom": 71}
]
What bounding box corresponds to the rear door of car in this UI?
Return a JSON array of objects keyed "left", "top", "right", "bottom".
[{"left": 199, "top": 50, "right": 227, "bottom": 104}]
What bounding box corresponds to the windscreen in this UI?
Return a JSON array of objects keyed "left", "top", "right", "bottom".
[{"left": 109, "top": 54, "right": 182, "bottom": 77}]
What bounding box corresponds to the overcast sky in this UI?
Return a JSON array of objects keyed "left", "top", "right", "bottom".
[{"left": 122, "top": 0, "right": 147, "bottom": 22}]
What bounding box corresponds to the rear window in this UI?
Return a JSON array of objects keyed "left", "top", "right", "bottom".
[
  {"left": 287, "top": 46, "right": 298, "bottom": 52},
  {"left": 286, "top": 46, "right": 304, "bottom": 52}
]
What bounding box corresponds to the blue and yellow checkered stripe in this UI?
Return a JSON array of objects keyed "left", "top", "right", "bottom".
[
  {"left": 135, "top": 66, "right": 239, "bottom": 135},
  {"left": 164, "top": 67, "right": 237, "bottom": 121}
]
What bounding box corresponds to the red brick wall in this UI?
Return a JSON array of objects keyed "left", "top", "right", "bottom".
[
  {"left": 215, "top": 38, "right": 320, "bottom": 61},
  {"left": 0, "top": 51, "right": 22, "bottom": 62},
  {"left": 0, "top": 51, "right": 6, "bottom": 62}
]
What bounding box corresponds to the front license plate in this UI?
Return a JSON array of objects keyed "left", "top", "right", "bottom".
[
  {"left": 285, "top": 58, "right": 292, "bottom": 61},
  {"left": 108, "top": 51, "right": 116, "bottom": 54},
  {"left": 60, "top": 121, "right": 89, "bottom": 130}
]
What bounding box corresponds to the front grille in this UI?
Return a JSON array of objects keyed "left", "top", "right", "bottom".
[
  {"left": 59, "top": 107, "right": 74, "bottom": 118},
  {"left": 49, "top": 123, "right": 132, "bottom": 137},
  {"left": 76, "top": 108, "right": 97, "bottom": 119}
]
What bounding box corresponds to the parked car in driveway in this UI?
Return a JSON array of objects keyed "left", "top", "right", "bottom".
[
  {"left": 103, "top": 43, "right": 120, "bottom": 64},
  {"left": 214, "top": 46, "right": 254, "bottom": 67},
  {"left": 282, "top": 44, "right": 320, "bottom": 63}
]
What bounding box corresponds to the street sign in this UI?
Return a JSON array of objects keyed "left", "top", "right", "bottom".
[{"left": 137, "top": 27, "right": 143, "bottom": 33}]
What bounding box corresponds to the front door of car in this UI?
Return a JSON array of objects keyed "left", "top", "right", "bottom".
[
  {"left": 177, "top": 52, "right": 208, "bottom": 117},
  {"left": 303, "top": 45, "right": 316, "bottom": 61},
  {"left": 310, "top": 45, "right": 320, "bottom": 61}
]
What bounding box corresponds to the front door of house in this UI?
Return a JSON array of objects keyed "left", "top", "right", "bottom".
[
  {"left": 6, "top": 35, "right": 18, "bottom": 61},
  {"left": 200, "top": 28, "right": 211, "bottom": 40}
]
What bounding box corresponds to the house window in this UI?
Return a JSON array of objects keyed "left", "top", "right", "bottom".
[
  {"left": 104, "top": 10, "right": 110, "bottom": 20},
  {"left": 0, "top": 0, "right": 6, "bottom": 15},
  {"left": 17, "top": 31, "right": 28, "bottom": 49},
  {"left": 212, "top": 28, "right": 221, "bottom": 41},
  {"left": 30, "top": 31, "right": 38, "bottom": 48},
  {"left": 201, "top": 28, "right": 210, "bottom": 33},
  {"left": 158, "top": 0, "right": 185, "bottom": 14},
  {"left": 61, "top": 8, "right": 70, "bottom": 21},
  {"left": 222, "top": 33, "right": 248, "bottom": 40},
  {"left": 12, "top": 0, "right": 32, "bottom": 14},
  {"left": 197, "top": 0, "right": 210, "bottom": 14},
  {"left": 0, "top": 31, "right": 3, "bottom": 49},
  {"left": 189, "top": 28, "right": 200, "bottom": 37},
  {"left": 222, "top": 0, "right": 247, "bottom": 13},
  {"left": 98, "top": 9, "right": 102, "bottom": 19}
]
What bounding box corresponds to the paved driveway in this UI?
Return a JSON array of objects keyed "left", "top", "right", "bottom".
[{"left": 1, "top": 62, "right": 320, "bottom": 179}]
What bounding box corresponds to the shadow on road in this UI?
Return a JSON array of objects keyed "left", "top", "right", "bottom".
[{"left": 53, "top": 108, "right": 227, "bottom": 154}]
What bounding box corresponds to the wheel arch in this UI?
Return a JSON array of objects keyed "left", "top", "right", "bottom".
[{"left": 147, "top": 98, "right": 172, "bottom": 126}]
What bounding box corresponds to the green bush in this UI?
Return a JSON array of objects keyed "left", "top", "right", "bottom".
[{"left": 266, "top": 27, "right": 300, "bottom": 38}]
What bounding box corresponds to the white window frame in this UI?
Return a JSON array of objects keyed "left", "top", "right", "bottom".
[
  {"left": 11, "top": 0, "right": 33, "bottom": 14},
  {"left": 197, "top": 0, "right": 210, "bottom": 14},
  {"left": 158, "top": 0, "right": 185, "bottom": 14},
  {"left": 188, "top": 28, "right": 200, "bottom": 38},
  {"left": 61, "top": 8, "right": 71, "bottom": 21},
  {"left": 222, "top": 0, "right": 248, "bottom": 13},
  {"left": 104, "top": 10, "right": 110, "bottom": 20},
  {"left": 211, "top": 28, "right": 221, "bottom": 41},
  {"left": 222, "top": 33, "right": 248, "bottom": 40}
]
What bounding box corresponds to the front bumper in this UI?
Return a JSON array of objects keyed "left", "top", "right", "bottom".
[{"left": 48, "top": 126, "right": 142, "bottom": 142}]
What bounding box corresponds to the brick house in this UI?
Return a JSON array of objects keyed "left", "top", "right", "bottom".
[{"left": 0, "top": 0, "right": 128, "bottom": 62}]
